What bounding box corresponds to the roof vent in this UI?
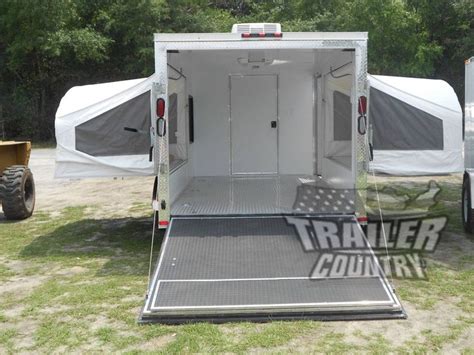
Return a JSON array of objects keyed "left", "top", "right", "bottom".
[{"left": 231, "top": 23, "right": 281, "bottom": 34}]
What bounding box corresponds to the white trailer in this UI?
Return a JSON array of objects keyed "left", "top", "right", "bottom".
[
  {"left": 462, "top": 57, "right": 474, "bottom": 232},
  {"left": 55, "top": 24, "right": 404, "bottom": 323}
]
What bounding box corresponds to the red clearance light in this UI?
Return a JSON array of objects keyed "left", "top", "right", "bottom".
[
  {"left": 241, "top": 32, "right": 283, "bottom": 39},
  {"left": 358, "top": 96, "right": 367, "bottom": 115},
  {"left": 159, "top": 220, "right": 169, "bottom": 226},
  {"left": 156, "top": 98, "right": 165, "bottom": 117},
  {"left": 357, "top": 216, "right": 368, "bottom": 223}
]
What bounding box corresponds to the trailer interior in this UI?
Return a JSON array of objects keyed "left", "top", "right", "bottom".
[
  {"left": 166, "top": 48, "right": 356, "bottom": 216},
  {"left": 140, "top": 30, "right": 405, "bottom": 323}
]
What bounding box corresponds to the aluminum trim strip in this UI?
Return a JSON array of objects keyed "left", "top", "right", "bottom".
[
  {"left": 150, "top": 279, "right": 395, "bottom": 312},
  {"left": 143, "top": 218, "right": 175, "bottom": 312}
]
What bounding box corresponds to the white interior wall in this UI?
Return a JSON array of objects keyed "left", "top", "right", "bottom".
[
  {"left": 315, "top": 50, "right": 354, "bottom": 187},
  {"left": 190, "top": 61, "right": 231, "bottom": 176},
  {"left": 278, "top": 68, "right": 314, "bottom": 174},
  {"left": 188, "top": 49, "right": 315, "bottom": 176},
  {"left": 168, "top": 52, "right": 195, "bottom": 201}
]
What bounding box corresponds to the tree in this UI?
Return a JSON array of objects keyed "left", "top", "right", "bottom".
[
  {"left": 0, "top": 0, "right": 111, "bottom": 139},
  {"left": 331, "top": 0, "right": 443, "bottom": 76},
  {"left": 407, "top": 0, "right": 474, "bottom": 102},
  {"left": 0, "top": 0, "right": 472, "bottom": 140}
]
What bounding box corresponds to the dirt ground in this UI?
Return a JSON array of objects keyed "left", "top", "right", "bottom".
[
  {"left": 0, "top": 148, "right": 473, "bottom": 353},
  {"left": 25, "top": 149, "right": 155, "bottom": 218}
]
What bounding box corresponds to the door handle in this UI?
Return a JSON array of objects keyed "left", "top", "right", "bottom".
[
  {"left": 149, "top": 146, "right": 154, "bottom": 162},
  {"left": 271, "top": 121, "right": 277, "bottom": 128}
]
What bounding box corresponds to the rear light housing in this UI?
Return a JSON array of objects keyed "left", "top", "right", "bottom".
[
  {"left": 156, "top": 98, "right": 165, "bottom": 117},
  {"left": 358, "top": 96, "right": 367, "bottom": 115}
]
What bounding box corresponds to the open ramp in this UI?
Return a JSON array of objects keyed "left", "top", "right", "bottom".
[{"left": 140, "top": 216, "right": 405, "bottom": 323}]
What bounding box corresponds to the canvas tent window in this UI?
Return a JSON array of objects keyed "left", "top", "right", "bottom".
[
  {"left": 371, "top": 87, "right": 444, "bottom": 151},
  {"left": 75, "top": 91, "right": 151, "bottom": 157},
  {"left": 368, "top": 74, "right": 463, "bottom": 175}
]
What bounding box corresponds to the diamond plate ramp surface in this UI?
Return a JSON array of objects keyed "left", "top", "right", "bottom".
[
  {"left": 171, "top": 176, "right": 356, "bottom": 216},
  {"left": 140, "top": 216, "right": 405, "bottom": 323}
]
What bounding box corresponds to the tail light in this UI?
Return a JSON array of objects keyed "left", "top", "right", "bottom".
[
  {"left": 358, "top": 96, "right": 367, "bottom": 115},
  {"left": 156, "top": 98, "right": 165, "bottom": 117}
]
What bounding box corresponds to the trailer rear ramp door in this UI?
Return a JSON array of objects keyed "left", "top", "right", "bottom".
[{"left": 140, "top": 216, "right": 405, "bottom": 323}]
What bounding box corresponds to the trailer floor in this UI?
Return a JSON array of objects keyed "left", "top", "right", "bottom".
[
  {"left": 140, "top": 216, "right": 404, "bottom": 323},
  {"left": 171, "top": 175, "right": 356, "bottom": 216}
]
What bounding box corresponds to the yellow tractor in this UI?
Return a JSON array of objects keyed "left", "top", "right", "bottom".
[{"left": 0, "top": 141, "right": 35, "bottom": 220}]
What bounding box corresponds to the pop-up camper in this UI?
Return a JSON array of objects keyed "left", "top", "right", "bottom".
[
  {"left": 368, "top": 74, "right": 463, "bottom": 176},
  {"left": 56, "top": 24, "right": 405, "bottom": 323}
]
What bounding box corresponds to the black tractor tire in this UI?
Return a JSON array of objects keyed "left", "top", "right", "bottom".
[
  {"left": 1, "top": 165, "right": 35, "bottom": 220},
  {"left": 462, "top": 174, "right": 474, "bottom": 233}
]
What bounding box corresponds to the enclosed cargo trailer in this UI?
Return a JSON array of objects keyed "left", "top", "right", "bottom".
[{"left": 55, "top": 24, "right": 405, "bottom": 323}]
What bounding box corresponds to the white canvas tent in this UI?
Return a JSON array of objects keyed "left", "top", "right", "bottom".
[
  {"left": 55, "top": 74, "right": 186, "bottom": 178},
  {"left": 55, "top": 76, "right": 155, "bottom": 177},
  {"left": 368, "top": 74, "right": 463, "bottom": 175}
]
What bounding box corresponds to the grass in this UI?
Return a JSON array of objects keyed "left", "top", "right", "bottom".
[
  {"left": 395, "top": 318, "right": 473, "bottom": 353},
  {"left": 0, "top": 265, "right": 15, "bottom": 282},
  {"left": 0, "top": 178, "right": 472, "bottom": 353},
  {"left": 367, "top": 177, "right": 465, "bottom": 233},
  {"left": 0, "top": 329, "right": 17, "bottom": 352}
]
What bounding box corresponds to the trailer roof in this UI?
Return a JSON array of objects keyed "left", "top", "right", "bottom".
[
  {"left": 154, "top": 32, "right": 368, "bottom": 43},
  {"left": 154, "top": 32, "right": 368, "bottom": 51}
]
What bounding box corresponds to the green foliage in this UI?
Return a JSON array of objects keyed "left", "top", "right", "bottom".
[
  {"left": 0, "top": 0, "right": 472, "bottom": 141},
  {"left": 407, "top": 0, "right": 474, "bottom": 101},
  {"left": 334, "top": 0, "right": 443, "bottom": 76}
]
